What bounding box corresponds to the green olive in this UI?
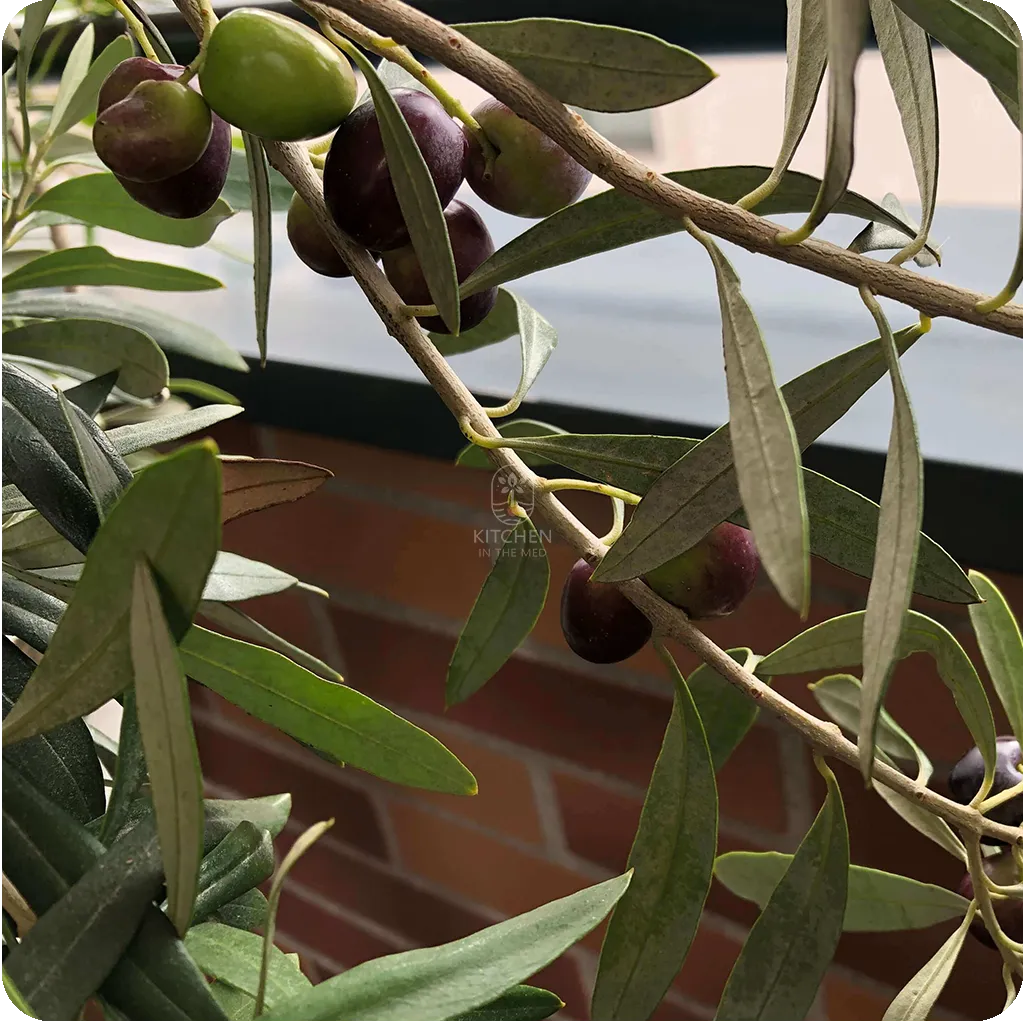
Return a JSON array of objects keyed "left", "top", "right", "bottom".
[{"left": 199, "top": 9, "right": 357, "bottom": 141}]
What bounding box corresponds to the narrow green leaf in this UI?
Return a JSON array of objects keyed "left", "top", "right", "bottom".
[
  {"left": 50, "top": 33, "right": 134, "bottom": 137},
  {"left": 715, "top": 759, "right": 849, "bottom": 1020},
  {"left": 784, "top": 0, "right": 868, "bottom": 240},
  {"left": 456, "top": 418, "right": 567, "bottom": 469},
  {"left": 199, "top": 601, "right": 342, "bottom": 682},
  {"left": 221, "top": 149, "right": 294, "bottom": 212},
  {"left": 64, "top": 369, "right": 121, "bottom": 416},
  {"left": 889, "top": 0, "right": 1018, "bottom": 102},
  {"left": 447, "top": 518, "right": 549, "bottom": 706},
  {"left": 30, "top": 173, "right": 235, "bottom": 248},
  {"left": 759, "top": 609, "right": 997, "bottom": 773},
  {"left": 451, "top": 986, "right": 563, "bottom": 1021},
  {"left": 740, "top": 0, "right": 827, "bottom": 209},
  {"left": 200, "top": 552, "right": 297, "bottom": 602},
  {"left": 192, "top": 822, "right": 276, "bottom": 925},
  {"left": 456, "top": 19, "right": 715, "bottom": 111},
  {"left": 592, "top": 651, "right": 717, "bottom": 1020},
  {"left": 57, "top": 388, "right": 123, "bottom": 519},
  {"left": 3, "top": 293, "right": 246, "bottom": 371},
  {"left": 870, "top": 0, "right": 939, "bottom": 260},
  {"left": 169, "top": 378, "right": 241, "bottom": 406},
  {"left": 874, "top": 782, "right": 967, "bottom": 862},
  {"left": 351, "top": 46, "right": 460, "bottom": 333},
  {"left": 2, "top": 638, "right": 105, "bottom": 824},
  {"left": 210, "top": 888, "right": 271, "bottom": 933},
  {"left": 3, "top": 245, "right": 223, "bottom": 292},
  {"left": 486, "top": 292, "right": 558, "bottom": 416},
  {"left": 2, "top": 574, "right": 63, "bottom": 653},
  {"left": 715, "top": 853, "right": 968, "bottom": 931},
  {"left": 431, "top": 287, "right": 520, "bottom": 355},
  {"left": 859, "top": 303, "right": 923, "bottom": 781},
  {"left": 47, "top": 22, "right": 94, "bottom": 139},
  {"left": 2, "top": 443, "right": 221, "bottom": 743},
  {"left": 460, "top": 166, "right": 937, "bottom": 298},
  {"left": 3, "top": 971, "right": 34, "bottom": 1017},
  {"left": 4, "top": 508, "right": 83, "bottom": 570},
  {"left": 211, "top": 980, "right": 258, "bottom": 1021},
  {"left": 130, "top": 560, "right": 204, "bottom": 937},
  {"left": 688, "top": 649, "right": 761, "bottom": 771},
  {"left": 1, "top": 318, "right": 169, "bottom": 398},
  {"left": 185, "top": 922, "right": 312, "bottom": 1015},
  {"left": 16, "top": 3, "right": 56, "bottom": 150},
  {"left": 849, "top": 193, "right": 940, "bottom": 267},
  {"left": 968, "top": 570, "right": 1023, "bottom": 746},
  {"left": 4, "top": 817, "right": 164, "bottom": 1021},
  {"left": 596, "top": 241, "right": 809, "bottom": 620},
  {"left": 180, "top": 626, "right": 477, "bottom": 795},
  {"left": 106, "top": 405, "right": 245, "bottom": 455},
  {"left": 242, "top": 133, "right": 272, "bottom": 365},
  {"left": 882, "top": 912, "right": 972, "bottom": 1020},
  {"left": 100, "top": 687, "right": 147, "bottom": 844},
  {"left": 204, "top": 795, "right": 292, "bottom": 848},
  {"left": 263, "top": 872, "right": 632, "bottom": 1021}
]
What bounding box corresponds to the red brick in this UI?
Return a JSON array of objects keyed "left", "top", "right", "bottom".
[
  {"left": 672, "top": 918, "right": 743, "bottom": 1007},
  {"left": 280, "top": 834, "right": 495, "bottom": 948},
  {"left": 651, "top": 996, "right": 706, "bottom": 1020},
  {"left": 823, "top": 972, "right": 893, "bottom": 1021},
  {"left": 204, "top": 415, "right": 263, "bottom": 457},
  {"left": 406, "top": 723, "right": 542, "bottom": 845},
  {"left": 275, "top": 885, "right": 404, "bottom": 967},
  {"left": 716, "top": 725, "right": 787, "bottom": 834},
  {"left": 387, "top": 800, "right": 601, "bottom": 919},
  {"left": 193, "top": 714, "right": 388, "bottom": 860},
  {"left": 329, "top": 605, "right": 672, "bottom": 788},
  {"left": 553, "top": 772, "right": 641, "bottom": 873}
]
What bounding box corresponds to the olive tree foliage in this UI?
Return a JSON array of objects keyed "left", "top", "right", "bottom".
[{"left": 1, "top": 0, "right": 1022, "bottom": 1018}]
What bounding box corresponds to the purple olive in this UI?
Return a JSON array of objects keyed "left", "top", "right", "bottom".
[{"left": 949, "top": 736, "right": 1022, "bottom": 833}]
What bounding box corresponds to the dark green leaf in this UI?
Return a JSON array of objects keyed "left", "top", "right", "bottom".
[
  {"left": 592, "top": 653, "right": 717, "bottom": 1020},
  {"left": 447, "top": 518, "right": 549, "bottom": 706},
  {"left": 882, "top": 913, "right": 972, "bottom": 1019},
  {"left": 30, "top": 173, "right": 234, "bottom": 248},
  {"left": 451, "top": 986, "right": 563, "bottom": 1020},
  {"left": 211, "top": 981, "right": 258, "bottom": 1021},
  {"left": 169, "top": 378, "right": 241, "bottom": 406},
  {"left": 715, "top": 852, "right": 968, "bottom": 931},
  {"left": 2, "top": 637, "right": 105, "bottom": 823},
  {"left": 688, "top": 649, "right": 760, "bottom": 771},
  {"left": 351, "top": 46, "right": 460, "bottom": 333},
  {"left": 715, "top": 760, "right": 849, "bottom": 1020},
  {"left": 461, "top": 166, "right": 938, "bottom": 297},
  {"left": 242, "top": 133, "right": 272, "bottom": 365},
  {"left": 50, "top": 33, "right": 133, "bottom": 137},
  {"left": 4, "top": 816, "right": 164, "bottom": 1021},
  {"left": 58, "top": 388, "right": 124, "bottom": 519},
  {"left": 100, "top": 687, "right": 148, "bottom": 845},
  {"left": 3, "top": 293, "right": 246, "bottom": 371},
  {"left": 131, "top": 560, "right": 204, "bottom": 936},
  {"left": 889, "top": 0, "right": 1018, "bottom": 102},
  {"left": 192, "top": 822, "right": 275, "bottom": 926},
  {"left": 2, "top": 245, "right": 223, "bottom": 292},
  {"left": 431, "top": 287, "right": 519, "bottom": 355},
  {"left": 483, "top": 292, "right": 558, "bottom": 415},
  {"left": 2, "top": 574, "right": 63, "bottom": 652},
  {"left": 181, "top": 626, "right": 477, "bottom": 795},
  {"left": 47, "top": 22, "right": 94, "bottom": 138},
  {"left": 263, "top": 872, "right": 632, "bottom": 1021},
  {"left": 456, "top": 418, "right": 567, "bottom": 469},
  {"left": 4, "top": 507, "right": 82, "bottom": 570},
  {"left": 456, "top": 19, "right": 715, "bottom": 111},
  {"left": 203, "top": 795, "right": 292, "bottom": 850},
  {"left": 16, "top": 3, "right": 56, "bottom": 150},
  {"left": 106, "top": 405, "right": 245, "bottom": 455},
  {"left": 758, "top": 610, "right": 997, "bottom": 773},
  {"left": 1, "top": 318, "right": 169, "bottom": 398},
  {"left": 210, "top": 888, "right": 271, "bottom": 933},
  {"left": 186, "top": 922, "right": 312, "bottom": 1013},
  {"left": 2, "top": 443, "right": 221, "bottom": 742},
  {"left": 65, "top": 370, "right": 121, "bottom": 416},
  {"left": 968, "top": 570, "right": 1023, "bottom": 746}
]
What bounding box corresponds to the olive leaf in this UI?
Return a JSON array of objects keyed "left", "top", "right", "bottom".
[
  {"left": 456, "top": 18, "right": 715, "bottom": 112},
  {"left": 456, "top": 418, "right": 567, "bottom": 469},
  {"left": 869, "top": 0, "right": 939, "bottom": 262},
  {"left": 715, "top": 853, "right": 968, "bottom": 931},
  {"left": 242, "top": 133, "right": 272, "bottom": 366},
  {"left": 452, "top": 985, "right": 563, "bottom": 1021},
  {"left": 431, "top": 287, "right": 519, "bottom": 355},
  {"left": 739, "top": 0, "right": 827, "bottom": 209},
  {"left": 461, "top": 166, "right": 940, "bottom": 297},
  {"left": 882, "top": 913, "right": 972, "bottom": 1020},
  {"left": 447, "top": 518, "right": 549, "bottom": 707},
  {"left": 16, "top": 2, "right": 57, "bottom": 147},
  {"left": 57, "top": 388, "right": 124, "bottom": 520},
  {"left": 268, "top": 873, "right": 632, "bottom": 1021},
  {"left": 715, "top": 759, "right": 849, "bottom": 1020},
  {"left": 481, "top": 292, "right": 557, "bottom": 417},
  {"left": 783, "top": 0, "right": 869, "bottom": 240},
  {"left": 46, "top": 22, "right": 93, "bottom": 139},
  {"left": 968, "top": 570, "right": 1023, "bottom": 746},
  {"left": 3, "top": 245, "right": 223, "bottom": 293},
  {"left": 50, "top": 33, "right": 133, "bottom": 137},
  {"left": 591, "top": 650, "right": 717, "bottom": 1021},
  {"left": 106, "top": 405, "right": 245, "bottom": 455},
  {"left": 848, "top": 193, "right": 939, "bottom": 267},
  {"left": 595, "top": 239, "right": 810, "bottom": 620},
  {"left": 219, "top": 457, "right": 331, "bottom": 523},
  {"left": 191, "top": 822, "right": 276, "bottom": 926},
  {"left": 349, "top": 45, "right": 461, "bottom": 333}
]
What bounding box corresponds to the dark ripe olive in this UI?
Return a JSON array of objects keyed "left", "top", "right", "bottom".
[
  {"left": 949, "top": 736, "right": 1022, "bottom": 834},
  {"left": 287, "top": 190, "right": 356, "bottom": 277}
]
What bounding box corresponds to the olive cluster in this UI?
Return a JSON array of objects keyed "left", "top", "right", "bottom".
[{"left": 92, "top": 9, "right": 591, "bottom": 335}]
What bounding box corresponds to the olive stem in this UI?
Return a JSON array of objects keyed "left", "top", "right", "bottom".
[
  {"left": 400, "top": 302, "right": 439, "bottom": 318},
  {"left": 178, "top": 0, "right": 218, "bottom": 85},
  {"left": 302, "top": 1, "right": 497, "bottom": 177},
  {"left": 108, "top": 0, "right": 159, "bottom": 62},
  {"left": 981, "top": 781, "right": 1024, "bottom": 814},
  {"left": 598, "top": 497, "right": 626, "bottom": 547},
  {"left": 735, "top": 169, "right": 783, "bottom": 212},
  {"left": 536, "top": 478, "right": 641, "bottom": 505},
  {"left": 1002, "top": 964, "right": 1017, "bottom": 1010},
  {"left": 967, "top": 835, "right": 1024, "bottom": 972},
  {"left": 309, "top": 152, "right": 327, "bottom": 170}
]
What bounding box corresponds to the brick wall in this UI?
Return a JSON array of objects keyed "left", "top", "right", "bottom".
[{"left": 193, "top": 416, "right": 1021, "bottom": 1021}]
